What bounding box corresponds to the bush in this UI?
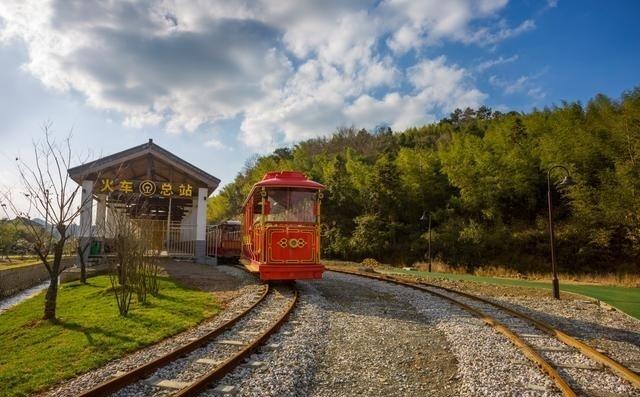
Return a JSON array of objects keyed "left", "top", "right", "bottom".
[{"left": 361, "top": 257, "right": 381, "bottom": 268}]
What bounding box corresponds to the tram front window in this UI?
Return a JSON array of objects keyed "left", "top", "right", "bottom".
[{"left": 266, "top": 189, "right": 316, "bottom": 223}]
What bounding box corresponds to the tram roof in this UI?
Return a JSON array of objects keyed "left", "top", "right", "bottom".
[
  {"left": 67, "top": 139, "right": 220, "bottom": 194},
  {"left": 243, "top": 171, "right": 325, "bottom": 207}
]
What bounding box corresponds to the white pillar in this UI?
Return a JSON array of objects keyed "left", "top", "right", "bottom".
[
  {"left": 78, "top": 180, "right": 94, "bottom": 264},
  {"left": 95, "top": 194, "right": 106, "bottom": 238},
  {"left": 195, "top": 187, "right": 208, "bottom": 263},
  {"left": 196, "top": 189, "right": 207, "bottom": 240},
  {"left": 79, "top": 180, "right": 94, "bottom": 237},
  {"left": 95, "top": 194, "right": 106, "bottom": 255}
]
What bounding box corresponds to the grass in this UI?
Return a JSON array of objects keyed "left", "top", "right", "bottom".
[
  {"left": 384, "top": 268, "right": 640, "bottom": 320},
  {"left": 0, "top": 258, "right": 46, "bottom": 270},
  {"left": 0, "top": 255, "right": 73, "bottom": 270},
  {"left": 414, "top": 260, "right": 640, "bottom": 288},
  {"left": 0, "top": 275, "right": 219, "bottom": 397}
]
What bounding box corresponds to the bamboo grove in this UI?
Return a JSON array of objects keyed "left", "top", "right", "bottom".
[{"left": 208, "top": 88, "right": 640, "bottom": 275}]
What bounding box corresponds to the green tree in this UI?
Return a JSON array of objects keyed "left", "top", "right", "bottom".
[{"left": 0, "top": 223, "right": 18, "bottom": 258}]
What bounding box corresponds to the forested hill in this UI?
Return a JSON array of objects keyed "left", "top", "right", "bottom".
[{"left": 208, "top": 89, "right": 640, "bottom": 274}]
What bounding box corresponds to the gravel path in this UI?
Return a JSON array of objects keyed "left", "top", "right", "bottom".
[
  {"left": 199, "top": 274, "right": 460, "bottom": 397},
  {"left": 322, "top": 272, "right": 563, "bottom": 396},
  {"left": 197, "top": 271, "right": 576, "bottom": 397}
]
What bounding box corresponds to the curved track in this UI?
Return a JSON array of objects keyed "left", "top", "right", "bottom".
[
  {"left": 76, "top": 282, "right": 298, "bottom": 397},
  {"left": 329, "top": 267, "right": 640, "bottom": 397},
  {"left": 174, "top": 284, "right": 298, "bottom": 396}
]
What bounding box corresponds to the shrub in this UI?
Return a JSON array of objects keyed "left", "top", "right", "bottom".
[{"left": 361, "top": 257, "right": 381, "bottom": 268}]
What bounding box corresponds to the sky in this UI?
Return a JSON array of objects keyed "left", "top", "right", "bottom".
[{"left": 0, "top": 0, "right": 639, "bottom": 197}]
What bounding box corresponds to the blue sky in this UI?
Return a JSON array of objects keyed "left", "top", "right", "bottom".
[{"left": 0, "top": 0, "right": 639, "bottom": 196}]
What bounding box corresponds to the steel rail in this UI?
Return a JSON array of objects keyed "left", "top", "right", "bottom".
[
  {"left": 401, "top": 274, "right": 640, "bottom": 388},
  {"left": 329, "top": 268, "right": 577, "bottom": 397},
  {"left": 174, "top": 284, "right": 299, "bottom": 397},
  {"left": 76, "top": 284, "right": 270, "bottom": 397}
]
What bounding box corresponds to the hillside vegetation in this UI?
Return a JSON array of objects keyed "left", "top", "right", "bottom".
[{"left": 208, "top": 89, "right": 640, "bottom": 275}]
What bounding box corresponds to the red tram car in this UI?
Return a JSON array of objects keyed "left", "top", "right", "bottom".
[
  {"left": 213, "top": 220, "right": 241, "bottom": 258},
  {"left": 240, "top": 171, "right": 325, "bottom": 280}
]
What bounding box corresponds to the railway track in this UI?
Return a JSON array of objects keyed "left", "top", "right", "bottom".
[
  {"left": 76, "top": 282, "right": 298, "bottom": 397},
  {"left": 329, "top": 267, "right": 640, "bottom": 397}
]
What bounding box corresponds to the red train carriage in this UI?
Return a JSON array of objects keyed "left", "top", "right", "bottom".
[
  {"left": 240, "top": 171, "right": 325, "bottom": 280},
  {"left": 215, "top": 220, "right": 242, "bottom": 258}
]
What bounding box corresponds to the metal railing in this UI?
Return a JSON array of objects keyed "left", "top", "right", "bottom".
[{"left": 138, "top": 220, "right": 196, "bottom": 257}]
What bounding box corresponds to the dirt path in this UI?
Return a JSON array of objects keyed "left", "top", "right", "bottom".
[{"left": 160, "top": 260, "right": 250, "bottom": 306}]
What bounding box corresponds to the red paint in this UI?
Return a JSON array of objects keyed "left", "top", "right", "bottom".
[
  {"left": 240, "top": 171, "right": 325, "bottom": 280},
  {"left": 259, "top": 264, "right": 325, "bottom": 280},
  {"left": 267, "top": 228, "right": 315, "bottom": 262}
]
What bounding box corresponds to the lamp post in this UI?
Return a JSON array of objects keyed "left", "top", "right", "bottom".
[
  {"left": 546, "top": 165, "right": 572, "bottom": 300},
  {"left": 420, "top": 211, "right": 432, "bottom": 272}
]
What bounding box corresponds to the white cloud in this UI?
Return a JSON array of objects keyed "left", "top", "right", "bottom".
[
  {"left": 345, "top": 57, "right": 485, "bottom": 131},
  {"left": 490, "top": 75, "right": 529, "bottom": 94},
  {"left": 204, "top": 137, "right": 231, "bottom": 150},
  {"left": 527, "top": 87, "right": 546, "bottom": 100},
  {"left": 475, "top": 54, "right": 519, "bottom": 72},
  {"left": 489, "top": 73, "right": 546, "bottom": 100},
  {"left": 464, "top": 19, "right": 535, "bottom": 46},
  {"left": 0, "top": 0, "right": 530, "bottom": 152}
]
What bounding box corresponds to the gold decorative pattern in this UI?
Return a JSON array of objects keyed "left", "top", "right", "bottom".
[
  {"left": 266, "top": 227, "right": 316, "bottom": 263},
  {"left": 289, "top": 238, "right": 306, "bottom": 248},
  {"left": 276, "top": 238, "right": 308, "bottom": 249}
]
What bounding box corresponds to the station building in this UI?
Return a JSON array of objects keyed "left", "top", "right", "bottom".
[{"left": 67, "top": 139, "right": 220, "bottom": 264}]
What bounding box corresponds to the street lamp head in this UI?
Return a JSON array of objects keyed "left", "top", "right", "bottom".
[{"left": 557, "top": 175, "right": 573, "bottom": 188}]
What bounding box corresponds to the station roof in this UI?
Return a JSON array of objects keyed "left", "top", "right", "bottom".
[{"left": 67, "top": 139, "right": 220, "bottom": 195}]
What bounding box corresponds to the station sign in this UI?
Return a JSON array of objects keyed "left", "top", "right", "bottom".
[{"left": 97, "top": 178, "right": 194, "bottom": 198}]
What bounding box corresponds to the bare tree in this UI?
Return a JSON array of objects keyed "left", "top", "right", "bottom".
[
  {"left": 0, "top": 125, "right": 92, "bottom": 321},
  {"left": 74, "top": 213, "right": 95, "bottom": 284},
  {"left": 68, "top": 226, "right": 92, "bottom": 284},
  {"left": 104, "top": 196, "right": 161, "bottom": 315}
]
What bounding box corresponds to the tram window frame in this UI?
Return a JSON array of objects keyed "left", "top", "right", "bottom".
[
  {"left": 264, "top": 188, "right": 317, "bottom": 223},
  {"left": 252, "top": 193, "right": 263, "bottom": 224}
]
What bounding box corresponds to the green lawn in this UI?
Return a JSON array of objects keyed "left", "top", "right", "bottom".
[
  {"left": 0, "top": 258, "right": 47, "bottom": 270},
  {"left": 384, "top": 268, "right": 640, "bottom": 320},
  {"left": 0, "top": 255, "right": 72, "bottom": 270},
  {"left": 0, "top": 276, "right": 219, "bottom": 397}
]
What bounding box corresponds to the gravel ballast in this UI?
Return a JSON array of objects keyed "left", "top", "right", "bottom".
[
  {"left": 200, "top": 271, "right": 572, "bottom": 396},
  {"left": 201, "top": 274, "right": 460, "bottom": 397},
  {"left": 322, "top": 272, "right": 561, "bottom": 396},
  {"left": 114, "top": 284, "right": 294, "bottom": 397},
  {"left": 416, "top": 284, "right": 639, "bottom": 396},
  {"left": 202, "top": 281, "right": 330, "bottom": 397},
  {"left": 38, "top": 264, "right": 640, "bottom": 397},
  {"left": 487, "top": 295, "right": 640, "bottom": 369}
]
